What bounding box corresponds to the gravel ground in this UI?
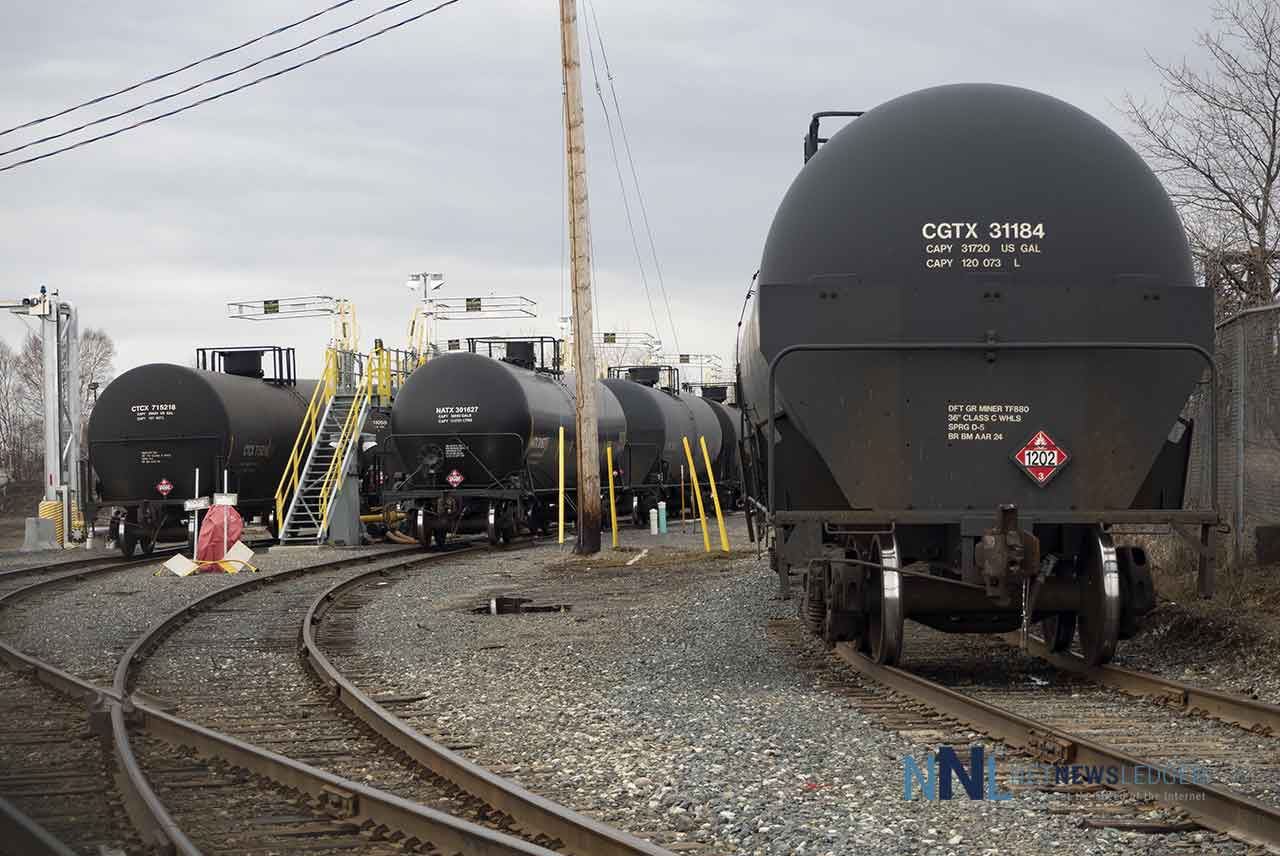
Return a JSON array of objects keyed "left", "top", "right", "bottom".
[
  {"left": 322, "top": 517, "right": 1247, "bottom": 855},
  {"left": 0, "top": 540, "right": 414, "bottom": 685}
]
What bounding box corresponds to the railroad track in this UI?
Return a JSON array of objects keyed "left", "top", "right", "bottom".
[
  {"left": 0, "top": 668, "right": 128, "bottom": 855},
  {"left": 0, "top": 793, "right": 78, "bottom": 856},
  {"left": 1006, "top": 632, "right": 1280, "bottom": 736},
  {"left": 303, "top": 558, "right": 672, "bottom": 856},
  {"left": 0, "top": 538, "right": 672, "bottom": 855},
  {"left": 0, "top": 544, "right": 422, "bottom": 854},
  {"left": 0, "top": 539, "right": 283, "bottom": 687},
  {"left": 0, "top": 546, "right": 228, "bottom": 854},
  {"left": 777, "top": 616, "right": 1280, "bottom": 851},
  {"left": 0, "top": 549, "right": 179, "bottom": 599},
  {"left": 117, "top": 540, "right": 668, "bottom": 854}
]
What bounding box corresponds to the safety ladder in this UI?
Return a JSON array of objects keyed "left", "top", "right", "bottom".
[{"left": 275, "top": 349, "right": 372, "bottom": 544}]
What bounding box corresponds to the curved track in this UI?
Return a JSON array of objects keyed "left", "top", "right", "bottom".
[
  {"left": 0, "top": 539, "right": 680, "bottom": 854},
  {"left": 0, "top": 549, "right": 177, "bottom": 598},
  {"left": 303, "top": 560, "right": 674, "bottom": 856},
  {"left": 0, "top": 549, "right": 201, "bottom": 854},
  {"left": 0, "top": 539, "right": 672, "bottom": 855}
]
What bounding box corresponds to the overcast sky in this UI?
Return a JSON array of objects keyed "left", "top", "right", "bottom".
[{"left": 0, "top": 0, "right": 1215, "bottom": 380}]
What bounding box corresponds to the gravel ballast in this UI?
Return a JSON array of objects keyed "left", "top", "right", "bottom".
[
  {"left": 322, "top": 517, "right": 1242, "bottom": 855},
  {"left": 0, "top": 540, "right": 413, "bottom": 684}
]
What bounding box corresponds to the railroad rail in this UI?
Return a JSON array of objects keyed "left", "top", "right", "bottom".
[
  {"left": 1005, "top": 631, "right": 1280, "bottom": 736},
  {"left": 304, "top": 561, "right": 673, "bottom": 856},
  {"left": 0, "top": 549, "right": 181, "bottom": 598},
  {"left": 0, "top": 795, "right": 78, "bottom": 856},
  {"left": 832, "top": 639, "right": 1280, "bottom": 849},
  {"left": 0, "top": 539, "right": 673, "bottom": 854}
]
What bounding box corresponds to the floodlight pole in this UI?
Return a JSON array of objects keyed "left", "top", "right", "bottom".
[
  {"left": 560, "top": 0, "right": 601, "bottom": 554},
  {"left": 26, "top": 294, "right": 79, "bottom": 504},
  {"left": 3, "top": 289, "right": 81, "bottom": 541}
]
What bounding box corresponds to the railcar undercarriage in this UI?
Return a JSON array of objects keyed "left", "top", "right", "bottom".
[{"left": 772, "top": 505, "right": 1215, "bottom": 667}]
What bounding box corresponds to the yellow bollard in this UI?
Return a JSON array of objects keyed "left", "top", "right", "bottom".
[
  {"left": 682, "top": 436, "right": 711, "bottom": 552},
  {"left": 38, "top": 500, "right": 64, "bottom": 547},
  {"left": 699, "top": 436, "right": 730, "bottom": 553},
  {"left": 606, "top": 443, "right": 619, "bottom": 549},
  {"left": 558, "top": 426, "right": 566, "bottom": 544}
]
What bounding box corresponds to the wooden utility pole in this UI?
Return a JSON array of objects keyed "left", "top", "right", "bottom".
[{"left": 560, "top": 0, "right": 602, "bottom": 554}]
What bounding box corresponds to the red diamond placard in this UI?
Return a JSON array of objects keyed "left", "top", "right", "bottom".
[
  {"left": 446, "top": 469, "right": 465, "bottom": 488},
  {"left": 1012, "top": 430, "right": 1070, "bottom": 487},
  {"left": 156, "top": 478, "right": 174, "bottom": 496}
]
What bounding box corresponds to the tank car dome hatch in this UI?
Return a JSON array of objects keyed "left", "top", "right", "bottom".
[{"left": 760, "top": 83, "right": 1194, "bottom": 289}]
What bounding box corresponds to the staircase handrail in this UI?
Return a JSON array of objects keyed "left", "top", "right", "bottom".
[
  {"left": 317, "top": 367, "right": 372, "bottom": 535},
  {"left": 274, "top": 348, "right": 338, "bottom": 532}
]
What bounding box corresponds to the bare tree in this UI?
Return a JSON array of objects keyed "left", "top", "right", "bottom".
[
  {"left": 0, "top": 341, "right": 32, "bottom": 480},
  {"left": 13, "top": 328, "right": 115, "bottom": 427},
  {"left": 1123, "top": 0, "right": 1280, "bottom": 314},
  {"left": 78, "top": 329, "right": 116, "bottom": 428},
  {"left": 14, "top": 331, "right": 42, "bottom": 423}
]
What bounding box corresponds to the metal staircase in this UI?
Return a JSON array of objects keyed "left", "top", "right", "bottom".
[
  {"left": 275, "top": 349, "right": 371, "bottom": 544},
  {"left": 274, "top": 344, "right": 420, "bottom": 545}
]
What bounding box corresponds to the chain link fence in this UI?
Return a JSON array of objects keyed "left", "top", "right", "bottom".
[{"left": 1185, "top": 303, "right": 1280, "bottom": 566}]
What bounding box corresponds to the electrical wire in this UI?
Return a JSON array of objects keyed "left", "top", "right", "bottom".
[
  {"left": 0, "top": 0, "right": 462, "bottom": 174},
  {"left": 581, "top": 0, "right": 661, "bottom": 343},
  {"left": 586, "top": 1, "right": 679, "bottom": 354},
  {"left": 0, "top": 0, "right": 362, "bottom": 139},
  {"left": 0, "top": 0, "right": 434, "bottom": 160}
]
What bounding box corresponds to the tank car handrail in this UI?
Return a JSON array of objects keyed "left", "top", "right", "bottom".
[
  {"left": 764, "top": 340, "right": 1218, "bottom": 523},
  {"left": 89, "top": 433, "right": 221, "bottom": 445},
  {"left": 804, "top": 110, "right": 864, "bottom": 162}
]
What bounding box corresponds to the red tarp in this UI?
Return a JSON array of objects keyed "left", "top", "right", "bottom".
[{"left": 196, "top": 505, "right": 244, "bottom": 564}]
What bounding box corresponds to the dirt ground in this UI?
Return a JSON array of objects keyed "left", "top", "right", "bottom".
[{"left": 1114, "top": 531, "right": 1280, "bottom": 701}]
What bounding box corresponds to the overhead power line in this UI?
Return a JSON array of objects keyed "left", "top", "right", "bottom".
[
  {"left": 0, "top": 0, "right": 462, "bottom": 174},
  {"left": 586, "top": 2, "right": 679, "bottom": 354},
  {"left": 1, "top": 0, "right": 431, "bottom": 160},
  {"left": 581, "top": 3, "right": 662, "bottom": 345},
  {"left": 0, "top": 0, "right": 362, "bottom": 139}
]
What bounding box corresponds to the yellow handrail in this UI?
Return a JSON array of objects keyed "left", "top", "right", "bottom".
[
  {"left": 274, "top": 349, "right": 338, "bottom": 532},
  {"left": 318, "top": 368, "right": 372, "bottom": 534}
]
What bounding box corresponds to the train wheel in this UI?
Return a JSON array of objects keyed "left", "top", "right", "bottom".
[
  {"left": 1077, "top": 529, "right": 1121, "bottom": 666},
  {"left": 486, "top": 503, "right": 499, "bottom": 546},
  {"left": 118, "top": 511, "right": 139, "bottom": 558},
  {"left": 866, "top": 536, "right": 904, "bottom": 665},
  {"left": 433, "top": 528, "right": 448, "bottom": 549},
  {"left": 140, "top": 535, "right": 156, "bottom": 557}
]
